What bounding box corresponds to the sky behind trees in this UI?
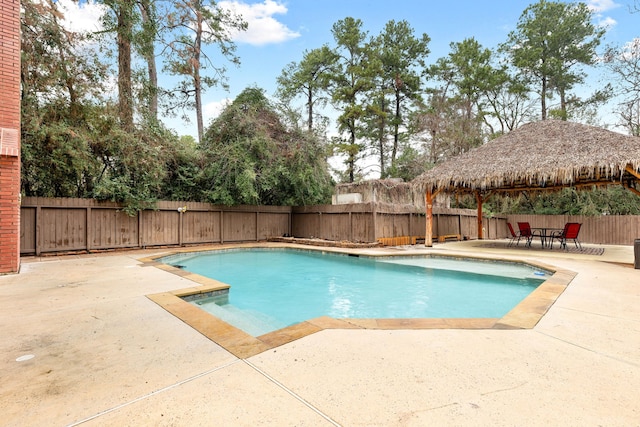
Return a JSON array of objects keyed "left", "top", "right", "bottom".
[{"left": 61, "top": 0, "right": 638, "bottom": 139}]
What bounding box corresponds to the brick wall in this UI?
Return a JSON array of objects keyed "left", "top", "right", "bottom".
[{"left": 0, "top": 0, "right": 21, "bottom": 273}]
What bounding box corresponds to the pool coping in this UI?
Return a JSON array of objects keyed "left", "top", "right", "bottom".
[{"left": 142, "top": 243, "right": 576, "bottom": 359}]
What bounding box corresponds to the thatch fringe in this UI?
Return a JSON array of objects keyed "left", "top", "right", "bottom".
[{"left": 413, "top": 120, "right": 640, "bottom": 193}]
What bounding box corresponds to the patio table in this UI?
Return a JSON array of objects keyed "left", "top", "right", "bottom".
[{"left": 532, "top": 227, "right": 563, "bottom": 248}]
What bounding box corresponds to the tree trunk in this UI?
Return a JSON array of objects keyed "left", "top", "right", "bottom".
[
  {"left": 138, "top": 0, "right": 158, "bottom": 121},
  {"left": 194, "top": 10, "right": 204, "bottom": 143},
  {"left": 117, "top": 4, "right": 134, "bottom": 131},
  {"left": 559, "top": 86, "right": 567, "bottom": 120},
  {"left": 378, "top": 96, "right": 386, "bottom": 177},
  {"left": 392, "top": 91, "right": 401, "bottom": 171},
  {"left": 541, "top": 76, "right": 547, "bottom": 120},
  {"left": 306, "top": 88, "right": 313, "bottom": 132}
]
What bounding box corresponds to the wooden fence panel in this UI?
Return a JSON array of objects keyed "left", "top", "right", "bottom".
[
  {"left": 223, "top": 211, "right": 257, "bottom": 242},
  {"left": 377, "top": 213, "right": 410, "bottom": 238},
  {"left": 434, "top": 214, "right": 461, "bottom": 238},
  {"left": 39, "top": 207, "right": 87, "bottom": 253},
  {"left": 90, "top": 208, "right": 139, "bottom": 249},
  {"left": 291, "top": 212, "right": 319, "bottom": 239},
  {"left": 182, "top": 211, "right": 221, "bottom": 244},
  {"left": 257, "top": 212, "right": 290, "bottom": 241},
  {"left": 324, "top": 213, "right": 351, "bottom": 241},
  {"left": 352, "top": 212, "right": 374, "bottom": 242},
  {"left": 20, "top": 207, "right": 36, "bottom": 254},
  {"left": 409, "top": 214, "right": 426, "bottom": 237},
  {"left": 141, "top": 210, "right": 179, "bottom": 247},
  {"left": 460, "top": 216, "right": 477, "bottom": 239}
]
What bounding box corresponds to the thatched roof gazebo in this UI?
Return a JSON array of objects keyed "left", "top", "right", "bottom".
[{"left": 413, "top": 120, "right": 640, "bottom": 247}]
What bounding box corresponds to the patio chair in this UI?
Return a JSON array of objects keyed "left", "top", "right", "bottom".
[
  {"left": 507, "top": 223, "right": 520, "bottom": 247},
  {"left": 517, "top": 222, "right": 535, "bottom": 247},
  {"left": 550, "top": 223, "right": 582, "bottom": 250}
]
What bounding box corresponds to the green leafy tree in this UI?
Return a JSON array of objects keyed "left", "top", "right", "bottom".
[
  {"left": 424, "top": 38, "right": 491, "bottom": 157},
  {"left": 604, "top": 39, "right": 640, "bottom": 135},
  {"left": 164, "top": 0, "right": 247, "bottom": 143},
  {"left": 136, "top": 0, "right": 160, "bottom": 122},
  {"left": 329, "top": 17, "right": 373, "bottom": 183},
  {"left": 200, "top": 87, "right": 333, "bottom": 205},
  {"left": 21, "top": 0, "right": 108, "bottom": 197},
  {"left": 276, "top": 45, "right": 338, "bottom": 133},
  {"left": 502, "top": 0, "right": 605, "bottom": 120},
  {"left": 99, "top": 0, "right": 137, "bottom": 131},
  {"left": 92, "top": 118, "right": 181, "bottom": 214},
  {"left": 494, "top": 187, "right": 640, "bottom": 215},
  {"left": 366, "top": 20, "right": 430, "bottom": 177},
  {"left": 482, "top": 68, "right": 536, "bottom": 135},
  {"left": 21, "top": 0, "right": 185, "bottom": 213}
]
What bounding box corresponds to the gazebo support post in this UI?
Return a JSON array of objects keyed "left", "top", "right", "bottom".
[
  {"left": 425, "top": 190, "right": 434, "bottom": 247},
  {"left": 424, "top": 188, "right": 442, "bottom": 247},
  {"left": 475, "top": 191, "right": 484, "bottom": 240}
]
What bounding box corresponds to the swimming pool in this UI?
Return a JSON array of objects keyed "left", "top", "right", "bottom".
[{"left": 161, "top": 248, "right": 547, "bottom": 336}]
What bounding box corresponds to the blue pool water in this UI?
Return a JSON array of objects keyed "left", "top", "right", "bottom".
[{"left": 161, "top": 249, "right": 547, "bottom": 336}]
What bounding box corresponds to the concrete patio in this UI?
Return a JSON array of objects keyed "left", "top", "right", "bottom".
[{"left": 1, "top": 241, "right": 638, "bottom": 426}]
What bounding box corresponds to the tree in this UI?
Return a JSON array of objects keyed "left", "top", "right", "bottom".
[
  {"left": 329, "top": 17, "right": 373, "bottom": 183},
  {"left": 200, "top": 87, "right": 333, "bottom": 205},
  {"left": 21, "top": 0, "right": 109, "bottom": 197},
  {"left": 136, "top": 0, "right": 160, "bottom": 122},
  {"left": 418, "top": 38, "right": 504, "bottom": 164},
  {"left": 366, "top": 20, "right": 430, "bottom": 177},
  {"left": 164, "top": 0, "right": 247, "bottom": 143},
  {"left": 482, "top": 70, "right": 536, "bottom": 135},
  {"left": 604, "top": 38, "right": 640, "bottom": 135},
  {"left": 100, "top": 0, "right": 137, "bottom": 131},
  {"left": 502, "top": 0, "right": 605, "bottom": 120},
  {"left": 276, "top": 45, "right": 338, "bottom": 133}
]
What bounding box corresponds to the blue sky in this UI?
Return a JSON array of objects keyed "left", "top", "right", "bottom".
[
  {"left": 64, "top": 0, "right": 639, "bottom": 139},
  {"left": 198, "top": 0, "right": 637, "bottom": 137}
]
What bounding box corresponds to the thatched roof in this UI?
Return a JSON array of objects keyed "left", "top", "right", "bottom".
[{"left": 413, "top": 120, "right": 640, "bottom": 194}]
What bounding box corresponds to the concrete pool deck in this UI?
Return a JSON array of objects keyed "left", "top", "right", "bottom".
[{"left": 1, "top": 240, "right": 639, "bottom": 425}]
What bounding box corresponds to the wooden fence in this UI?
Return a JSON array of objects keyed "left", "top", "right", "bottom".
[
  {"left": 20, "top": 198, "right": 292, "bottom": 255},
  {"left": 292, "top": 203, "right": 506, "bottom": 243},
  {"left": 19, "top": 198, "right": 639, "bottom": 255}
]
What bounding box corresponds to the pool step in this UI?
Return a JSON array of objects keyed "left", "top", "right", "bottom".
[{"left": 194, "top": 300, "right": 287, "bottom": 337}]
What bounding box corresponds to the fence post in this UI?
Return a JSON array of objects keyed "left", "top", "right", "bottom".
[
  {"left": 220, "top": 208, "right": 224, "bottom": 244},
  {"left": 138, "top": 210, "right": 143, "bottom": 249},
  {"left": 35, "top": 205, "right": 41, "bottom": 256},
  {"left": 86, "top": 207, "right": 92, "bottom": 252},
  {"left": 178, "top": 209, "right": 184, "bottom": 246},
  {"left": 372, "top": 202, "right": 378, "bottom": 242},
  {"left": 256, "top": 211, "right": 259, "bottom": 241}
]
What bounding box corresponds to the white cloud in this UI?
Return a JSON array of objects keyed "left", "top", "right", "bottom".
[
  {"left": 586, "top": 0, "right": 620, "bottom": 13},
  {"left": 204, "top": 98, "right": 232, "bottom": 121},
  {"left": 597, "top": 16, "right": 618, "bottom": 29},
  {"left": 586, "top": 0, "right": 620, "bottom": 30},
  {"left": 57, "top": 0, "right": 105, "bottom": 33},
  {"left": 219, "top": 0, "right": 300, "bottom": 46}
]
